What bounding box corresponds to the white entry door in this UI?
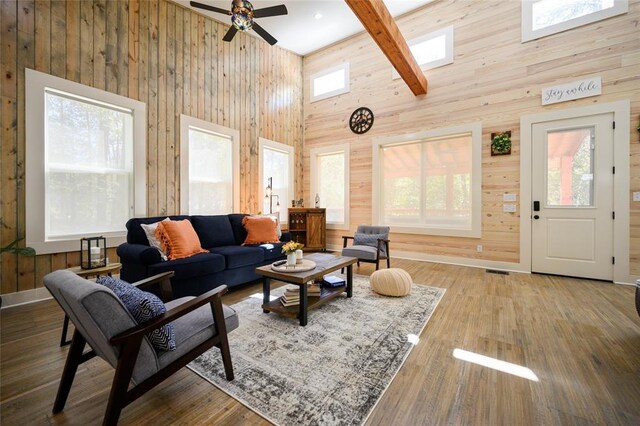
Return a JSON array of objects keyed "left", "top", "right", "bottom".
[{"left": 531, "top": 113, "right": 614, "bottom": 280}]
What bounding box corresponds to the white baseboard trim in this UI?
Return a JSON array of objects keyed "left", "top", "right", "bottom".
[
  {"left": 1, "top": 287, "right": 53, "bottom": 309},
  {"left": 327, "top": 245, "right": 638, "bottom": 285},
  {"left": 326, "top": 245, "right": 527, "bottom": 274}
]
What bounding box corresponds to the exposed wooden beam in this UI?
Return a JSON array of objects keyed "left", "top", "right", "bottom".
[{"left": 344, "top": 0, "right": 427, "bottom": 96}]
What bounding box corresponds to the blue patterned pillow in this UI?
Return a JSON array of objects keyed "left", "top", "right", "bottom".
[
  {"left": 353, "top": 232, "right": 388, "bottom": 256},
  {"left": 96, "top": 276, "right": 176, "bottom": 351}
]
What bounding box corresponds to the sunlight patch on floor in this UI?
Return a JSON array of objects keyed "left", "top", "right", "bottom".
[
  {"left": 407, "top": 334, "right": 420, "bottom": 345},
  {"left": 453, "top": 348, "right": 539, "bottom": 381},
  {"left": 249, "top": 292, "right": 279, "bottom": 301}
]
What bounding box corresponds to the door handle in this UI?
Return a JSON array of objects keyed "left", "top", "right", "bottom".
[
  {"left": 533, "top": 201, "right": 540, "bottom": 212},
  {"left": 533, "top": 215, "right": 540, "bottom": 220}
]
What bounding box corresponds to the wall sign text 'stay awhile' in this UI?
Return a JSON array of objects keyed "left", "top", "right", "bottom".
[{"left": 541, "top": 77, "right": 602, "bottom": 105}]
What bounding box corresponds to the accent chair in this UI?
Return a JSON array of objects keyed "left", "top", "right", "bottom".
[
  {"left": 342, "top": 225, "right": 391, "bottom": 271},
  {"left": 44, "top": 270, "right": 237, "bottom": 425}
]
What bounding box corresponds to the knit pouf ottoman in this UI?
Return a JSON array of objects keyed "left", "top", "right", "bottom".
[{"left": 370, "top": 268, "right": 412, "bottom": 297}]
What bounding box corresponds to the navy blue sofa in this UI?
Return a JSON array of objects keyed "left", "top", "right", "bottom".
[{"left": 116, "top": 214, "right": 290, "bottom": 298}]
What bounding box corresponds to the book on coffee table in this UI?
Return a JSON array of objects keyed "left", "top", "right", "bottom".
[
  {"left": 322, "top": 275, "right": 346, "bottom": 288},
  {"left": 280, "top": 295, "right": 300, "bottom": 306},
  {"left": 283, "top": 284, "right": 321, "bottom": 296}
]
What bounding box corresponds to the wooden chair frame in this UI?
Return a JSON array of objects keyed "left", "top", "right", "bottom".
[
  {"left": 342, "top": 235, "right": 391, "bottom": 270},
  {"left": 52, "top": 272, "right": 234, "bottom": 426}
]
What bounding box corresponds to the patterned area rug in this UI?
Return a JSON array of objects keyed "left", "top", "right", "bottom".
[{"left": 188, "top": 275, "right": 445, "bottom": 426}]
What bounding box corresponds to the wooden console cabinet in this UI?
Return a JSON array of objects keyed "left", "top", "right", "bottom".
[{"left": 288, "top": 208, "right": 326, "bottom": 251}]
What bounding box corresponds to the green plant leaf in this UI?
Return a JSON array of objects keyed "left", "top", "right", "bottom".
[{"left": 0, "top": 238, "right": 37, "bottom": 256}]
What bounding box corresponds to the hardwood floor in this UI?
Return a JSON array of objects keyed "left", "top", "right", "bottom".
[{"left": 1, "top": 259, "right": 639, "bottom": 425}]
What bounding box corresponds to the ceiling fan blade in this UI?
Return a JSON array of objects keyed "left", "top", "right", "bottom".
[
  {"left": 190, "top": 1, "right": 230, "bottom": 15},
  {"left": 222, "top": 26, "right": 238, "bottom": 42},
  {"left": 251, "top": 22, "right": 277, "bottom": 45},
  {"left": 253, "top": 4, "right": 288, "bottom": 18}
]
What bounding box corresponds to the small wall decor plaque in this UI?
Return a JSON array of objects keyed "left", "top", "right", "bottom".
[
  {"left": 541, "top": 76, "right": 601, "bottom": 105},
  {"left": 491, "top": 131, "right": 511, "bottom": 156}
]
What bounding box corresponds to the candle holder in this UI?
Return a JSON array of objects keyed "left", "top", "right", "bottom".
[{"left": 80, "top": 236, "right": 107, "bottom": 269}]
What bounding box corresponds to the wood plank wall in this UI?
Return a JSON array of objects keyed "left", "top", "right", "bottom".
[
  {"left": 302, "top": 0, "right": 640, "bottom": 273},
  {"left": 0, "top": 0, "right": 303, "bottom": 295}
]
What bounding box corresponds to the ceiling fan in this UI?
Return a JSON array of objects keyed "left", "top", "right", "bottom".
[{"left": 190, "top": 0, "right": 288, "bottom": 46}]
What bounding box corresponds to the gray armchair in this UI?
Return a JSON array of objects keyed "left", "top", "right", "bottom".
[
  {"left": 342, "top": 225, "right": 391, "bottom": 270},
  {"left": 44, "top": 270, "right": 238, "bottom": 425}
]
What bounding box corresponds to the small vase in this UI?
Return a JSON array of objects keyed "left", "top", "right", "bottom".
[
  {"left": 286, "top": 253, "right": 297, "bottom": 266},
  {"left": 295, "top": 249, "right": 303, "bottom": 263}
]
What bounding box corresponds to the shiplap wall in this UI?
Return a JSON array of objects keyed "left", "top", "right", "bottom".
[
  {"left": 303, "top": 0, "right": 640, "bottom": 272},
  {"left": 0, "top": 0, "right": 303, "bottom": 294}
]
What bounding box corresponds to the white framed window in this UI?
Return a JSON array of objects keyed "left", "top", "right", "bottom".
[
  {"left": 25, "top": 68, "right": 146, "bottom": 254},
  {"left": 180, "top": 115, "right": 240, "bottom": 215},
  {"left": 310, "top": 63, "right": 350, "bottom": 103},
  {"left": 259, "top": 138, "right": 294, "bottom": 224},
  {"left": 392, "top": 25, "right": 454, "bottom": 80},
  {"left": 310, "top": 144, "right": 350, "bottom": 230},
  {"left": 522, "top": 0, "right": 628, "bottom": 42},
  {"left": 372, "top": 123, "right": 482, "bottom": 238}
]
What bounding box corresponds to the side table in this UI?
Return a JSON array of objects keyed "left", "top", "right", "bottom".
[{"left": 61, "top": 262, "right": 122, "bottom": 346}]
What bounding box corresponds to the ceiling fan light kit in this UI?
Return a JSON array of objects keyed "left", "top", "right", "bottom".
[
  {"left": 231, "top": 0, "right": 254, "bottom": 31},
  {"left": 190, "top": 0, "right": 287, "bottom": 46}
]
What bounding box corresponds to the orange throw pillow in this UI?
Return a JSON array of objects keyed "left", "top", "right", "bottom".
[
  {"left": 242, "top": 215, "right": 280, "bottom": 245},
  {"left": 155, "top": 220, "right": 207, "bottom": 260}
]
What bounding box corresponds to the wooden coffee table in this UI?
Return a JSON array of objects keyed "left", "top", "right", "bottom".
[{"left": 256, "top": 252, "right": 357, "bottom": 326}]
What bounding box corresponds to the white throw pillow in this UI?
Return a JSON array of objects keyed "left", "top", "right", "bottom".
[{"left": 140, "top": 218, "right": 171, "bottom": 261}]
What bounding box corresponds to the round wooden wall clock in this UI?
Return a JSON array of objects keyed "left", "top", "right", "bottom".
[{"left": 349, "top": 107, "right": 374, "bottom": 134}]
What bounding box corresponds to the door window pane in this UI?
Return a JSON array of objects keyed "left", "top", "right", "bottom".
[
  {"left": 188, "top": 128, "right": 234, "bottom": 214},
  {"left": 45, "top": 92, "right": 134, "bottom": 238},
  {"left": 546, "top": 127, "right": 594, "bottom": 206}
]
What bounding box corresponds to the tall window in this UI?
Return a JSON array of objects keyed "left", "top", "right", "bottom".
[
  {"left": 310, "top": 144, "right": 350, "bottom": 229},
  {"left": 260, "top": 138, "right": 294, "bottom": 223},
  {"left": 180, "top": 115, "right": 239, "bottom": 215},
  {"left": 26, "top": 69, "right": 146, "bottom": 254},
  {"left": 310, "top": 63, "right": 350, "bottom": 103},
  {"left": 373, "top": 123, "right": 482, "bottom": 237},
  {"left": 522, "top": 0, "right": 628, "bottom": 41},
  {"left": 392, "top": 26, "right": 454, "bottom": 79}
]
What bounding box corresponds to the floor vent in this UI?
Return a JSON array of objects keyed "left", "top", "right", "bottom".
[{"left": 486, "top": 269, "right": 509, "bottom": 275}]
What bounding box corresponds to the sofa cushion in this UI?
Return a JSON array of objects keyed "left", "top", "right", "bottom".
[
  {"left": 353, "top": 232, "right": 388, "bottom": 256},
  {"left": 190, "top": 215, "right": 236, "bottom": 248},
  {"left": 342, "top": 245, "right": 379, "bottom": 261},
  {"left": 126, "top": 215, "right": 191, "bottom": 245},
  {"left": 96, "top": 276, "right": 176, "bottom": 351},
  {"left": 250, "top": 242, "right": 286, "bottom": 261},
  {"left": 156, "top": 220, "right": 208, "bottom": 260},
  {"left": 242, "top": 215, "right": 279, "bottom": 245},
  {"left": 228, "top": 214, "right": 249, "bottom": 246},
  {"left": 158, "top": 297, "right": 238, "bottom": 368},
  {"left": 209, "top": 246, "right": 265, "bottom": 269},
  {"left": 140, "top": 218, "right": 170, "bottom": 260},
  {"left": 254, "top": 213, "right": 282, "bottom": 238},
  {"left": 148, "top": 253, "right": 225, "bottom": 280}
]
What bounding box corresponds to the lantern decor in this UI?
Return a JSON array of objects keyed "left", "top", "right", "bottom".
[{"left": 80, "top": 236, "right": 107, "bottom": 270}]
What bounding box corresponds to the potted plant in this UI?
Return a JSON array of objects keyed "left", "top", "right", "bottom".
[
  {"left": 0, "top": 237, "right": 35, "bottom": 257},
  {"left": 491, "top": 131, "right": 512, "bottom": 156},
  {"left": 282, "top": 241, "right": 304, "bottom": 266},
  {"left": 0, "top": 237, "right": 35, "bottom": 307}
]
